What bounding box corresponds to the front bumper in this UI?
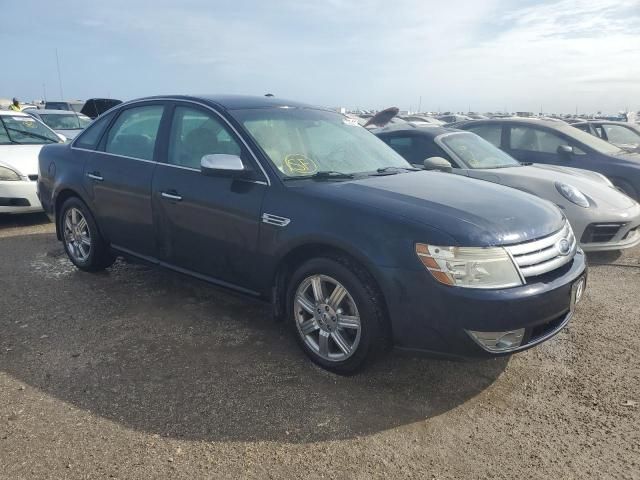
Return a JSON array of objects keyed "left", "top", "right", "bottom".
[
  {"left": 379, "top": 250, "right": 587, "bottom": 358},
  {"left": 0, "top": 179, "right": 42, "bottom": 214},
  {"left": 571, "top": 202, "right": 640, "bottom": 252}
]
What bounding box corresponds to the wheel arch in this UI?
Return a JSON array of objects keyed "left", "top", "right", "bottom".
[
  {"left": 271, "top": 242, "right": 390, "bottom": 329},
  {"left": 53, "top": 188, "right": 95, "bottom": 240}
]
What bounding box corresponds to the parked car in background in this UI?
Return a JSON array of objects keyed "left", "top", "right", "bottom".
[
  {"left": 0, "top": 110, "right": 64, "bottom": 214},
  {"left": 437, "top": 114, "right": 472, "bottom": 124},
  {"left": 454, "top": 118, "right": 640, "bottom": 200},
  {"left": 80, "top": 98, "right": 122, "bottom": 119},
  {"left": 45, "top": 100, "right": 85, "bottom": 112},
  {"left": 573, "top": 121, "right": 640, "bottom": 153},
  {"left": 375, "top": 124, "right": 640, "bottom": 252},
  {"left": 399, "top": 115, "right": 445, "bottom": 126},
  {"left": 37, "top": 94, "right": 586, "bottom": 373},
  {"left": 25, "top": 109, "right": 92, "bottom": 140}
]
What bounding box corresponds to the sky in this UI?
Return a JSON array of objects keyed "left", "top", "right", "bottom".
[{"left": 2, "top": 0, "right": 639, "bottom": 113}]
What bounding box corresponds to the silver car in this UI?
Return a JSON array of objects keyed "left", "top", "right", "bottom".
[
  {"left": 375, "top": 125, "right": 640, "bottom": 252},
  {"left": 25, "top": 109, "right": 92, "bottom": 140}
]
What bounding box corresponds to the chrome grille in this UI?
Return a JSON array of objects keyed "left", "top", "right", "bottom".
[{"left": 506, "top": 222, "right": 576, "bottom": 279}]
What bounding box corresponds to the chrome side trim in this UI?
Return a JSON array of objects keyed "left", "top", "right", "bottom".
[
  {"left": 70, "top": 97, "right": 272, "bottom": 186},
  {"left": 262, "top": 213, "right": 291, "bottom": 227},
  {"left": 154, "top": 162, "right": 269, "bottom": 185}
]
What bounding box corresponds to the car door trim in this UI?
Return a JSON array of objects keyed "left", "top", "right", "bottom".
[
  {"left": 71, "top": 97, "right": 272, "bottom": 186},
  {"left": 110, "top": 243, "right": 261, "bottom": 297}
]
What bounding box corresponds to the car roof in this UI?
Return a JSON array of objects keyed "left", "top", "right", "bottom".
[
  {"left": 30, "top": 109, "right": 88, "bottom": 115},
  {"left": 372, "top": 124, "right": 458, "bottom": 138},
  {"left": 574, "top": 120, "right": 635, "bottom": 126},
  {"left": 131, "top": 94, "right": 327, "bottom": 111},
  {"left": 0, "top": 110, "right": 29, "bottom": 117},
  {"left": 457, "top": 117, "right": 568, "bottom": 127}
]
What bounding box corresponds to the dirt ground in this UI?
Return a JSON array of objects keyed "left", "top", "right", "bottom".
[{"left": 1, "top": 213, "right": 638, "bottom": 479}]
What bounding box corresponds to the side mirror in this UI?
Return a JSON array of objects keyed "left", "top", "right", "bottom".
[
  {"left": 557, "top": 145, "right": 574, "bottom": 157},
  {"left": 57, "top": 133, "right": 67, "bottom": 143},
  {"left": 423, "top": 156, "right": 453, "bottom": 173},
  {"left": 200, "top": 154, "right": 246, "bottom": 177}
]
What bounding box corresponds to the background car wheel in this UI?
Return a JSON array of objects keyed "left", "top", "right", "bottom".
[
  {"left": 59, "top": 197, "right": 114, "bottom": 272},
  {"left": 613, "top": 180, "right": 638, "bottom": 201},
  {"left": 287, "top": 255, "right": 390, "bottom": 374}
]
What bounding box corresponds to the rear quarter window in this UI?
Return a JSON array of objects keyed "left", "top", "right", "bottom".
[{"left": 73, "top": 111, "right": 115, "bottom": 150}]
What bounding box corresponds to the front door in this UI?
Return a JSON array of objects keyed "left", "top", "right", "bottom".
[
  {"left": 152, "top": 103, "right": 267, "bottom": 291},
  {"left": 83, "top": 102, "right": 166, "bottom": 258}
]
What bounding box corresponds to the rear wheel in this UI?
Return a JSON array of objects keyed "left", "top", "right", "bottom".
[
  {"left": 59, "top": 197, "right": 114, "bottom": 272},
  {"left": 287, "top": 256, "right": 389, "bottom": 374}
]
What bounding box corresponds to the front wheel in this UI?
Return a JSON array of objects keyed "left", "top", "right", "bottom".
[
  {"left": 59, "top": 197, "right": 114, "bottom": 272},
  {"left": 287, "top": 256, "right": 390, "bottom": 374}
]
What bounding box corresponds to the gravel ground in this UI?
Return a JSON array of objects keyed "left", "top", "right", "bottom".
[{"left": 1, "top": 213, "right": 639, "bottom": 479}]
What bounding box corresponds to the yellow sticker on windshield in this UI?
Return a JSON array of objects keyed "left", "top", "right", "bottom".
[{"left": 284, "top": 154, "right": 318, "bottom": 175}]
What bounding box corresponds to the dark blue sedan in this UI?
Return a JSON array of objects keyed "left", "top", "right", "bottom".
[
  {"left": 454, "top": 118, "right": 640, "bottom": 200},
  {"left": 37, "top": 95, "right": 586, "bottom": 373}
]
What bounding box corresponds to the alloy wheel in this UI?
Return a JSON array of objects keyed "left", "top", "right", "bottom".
[
  {"left": 294, "top": 274, "right": 362, "bottom": 362},
  {"left": 63, "top": 207, "right": 91, "bottom": 263}
]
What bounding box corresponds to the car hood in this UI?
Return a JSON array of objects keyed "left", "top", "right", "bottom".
[
  {"left": 55, "top": 129, "right": 82, "bottom": 140},
  {"left": 305, "top": 171, "right": 565, "bottom": 247},
  {"left": 0, "top": 144, "right": 44, "bottom": 176},
  {"left": 468, "top": 164, "right": 636, "bottom": 210}
]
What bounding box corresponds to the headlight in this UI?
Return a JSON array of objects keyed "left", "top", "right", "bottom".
[
  {"left": 415, "top": 244, "right": 523, "bottom": 289},
  {"left": 0, "top": 165, "right": 21, "bottom": 181},
  {"left": 556, "top": 182, "right": 590, "bottom": 208}
]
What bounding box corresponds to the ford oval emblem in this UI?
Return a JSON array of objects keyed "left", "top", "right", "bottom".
[{"left": 556, "top": 238, "right": 571, "bottom": 256}]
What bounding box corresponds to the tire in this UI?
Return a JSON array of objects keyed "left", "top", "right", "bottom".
[
  {"left": 613, "top": 180, "right": 638, "bottom": 201},
  {"left": 286, "top": 255, "right": 390, "bottom": 375},
  {"left": 59, "top": 197, "right": 115, "bottom": 272}
]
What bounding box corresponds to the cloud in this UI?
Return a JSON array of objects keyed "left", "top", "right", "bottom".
[{"left": 5, "top": 0, "right": 640, "bottom": 112}]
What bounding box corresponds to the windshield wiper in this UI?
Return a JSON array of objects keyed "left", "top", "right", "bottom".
[
  {"left": 283, "top": 171, "right": 355, "bottom": 181},
  {"left": 376, "top": 166, "right": 420, "bottom": 173},
  {"left": 5, "top": 127, "right": 56, "bottom": 143},
  {"left": 519, "top": 162, "right": 533, "bottom": 166}
]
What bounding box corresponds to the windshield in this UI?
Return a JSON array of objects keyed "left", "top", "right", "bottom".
[
  {"left": 439, "top": 132, "right": 521, "bottom": 169},
  {"left": 40, "top": 113, "right": 91, "bottom": 130},
  {"left": 45, "top": 102, "right": 70, "bottom": 111},
  {"left": 560, "top": 124, "right": 623, "bottom": 154},
  {"left": 0, "top": 115, "right": 60, "bottom": 145},
  {"left": 602, "top": 124, "right": 640, "bottom": 145},
  {"left": 231, "top": 108, "right": 411, "bottom": 177}
]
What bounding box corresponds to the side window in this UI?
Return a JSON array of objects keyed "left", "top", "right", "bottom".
[
  {"left": 510, "top": 127, "right": 565, "bottom": 154},
  {"left": 0, "top": 120, "right": 10, "bottom": 144},
  {"left": 468, "top": 125, "right": 502, "bottom": 147},
  {"left": 73, "top": 111, "right": 115, "bottom": 150},
  {"left": 603, "top": 125, "right": 638, "bottom": 144},
  {"left": 386, "top": 136, "right": 413, "bottom": 160},
  {"left": 105, "top": 105, "right": 164, "bottom": 161},
  {"left": 168, "top": 106, "right": 242, "bottom": 169}
]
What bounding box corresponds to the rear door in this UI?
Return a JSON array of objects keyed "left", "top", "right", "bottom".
[
  {"left": 83, "top": 102, "right": 167, "bottom": 258},
  {"left": 152, "top": 102, "right": 267, "bottom": 291}
]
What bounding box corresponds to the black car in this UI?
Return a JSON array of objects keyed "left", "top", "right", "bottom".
[
  {"left": 80, "top": 98, "right": 122, "bottom": 119},
  {"left": 37, "top": 95, "right": 586, "bottom": 373},
  {"left": 572, "top": 121, "right": 640, "bottom": 153},
  {"left": 454, "top": 118, "right": 640, "bottom": 200}
]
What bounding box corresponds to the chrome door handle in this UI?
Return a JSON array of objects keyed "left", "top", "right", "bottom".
[
  {"left": 87, "top": 172, "right": 103, "bottom": 181},
  {"left": 161, "top": 192, "right": 183, "bottom": 201}
]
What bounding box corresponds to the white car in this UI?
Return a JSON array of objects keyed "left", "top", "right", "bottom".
[
  {"left": 0, "top": 110, "right": 65, "bottom": 214},
  {"left": 25, "top": 109, "right": 92, "bottom": 140}
]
